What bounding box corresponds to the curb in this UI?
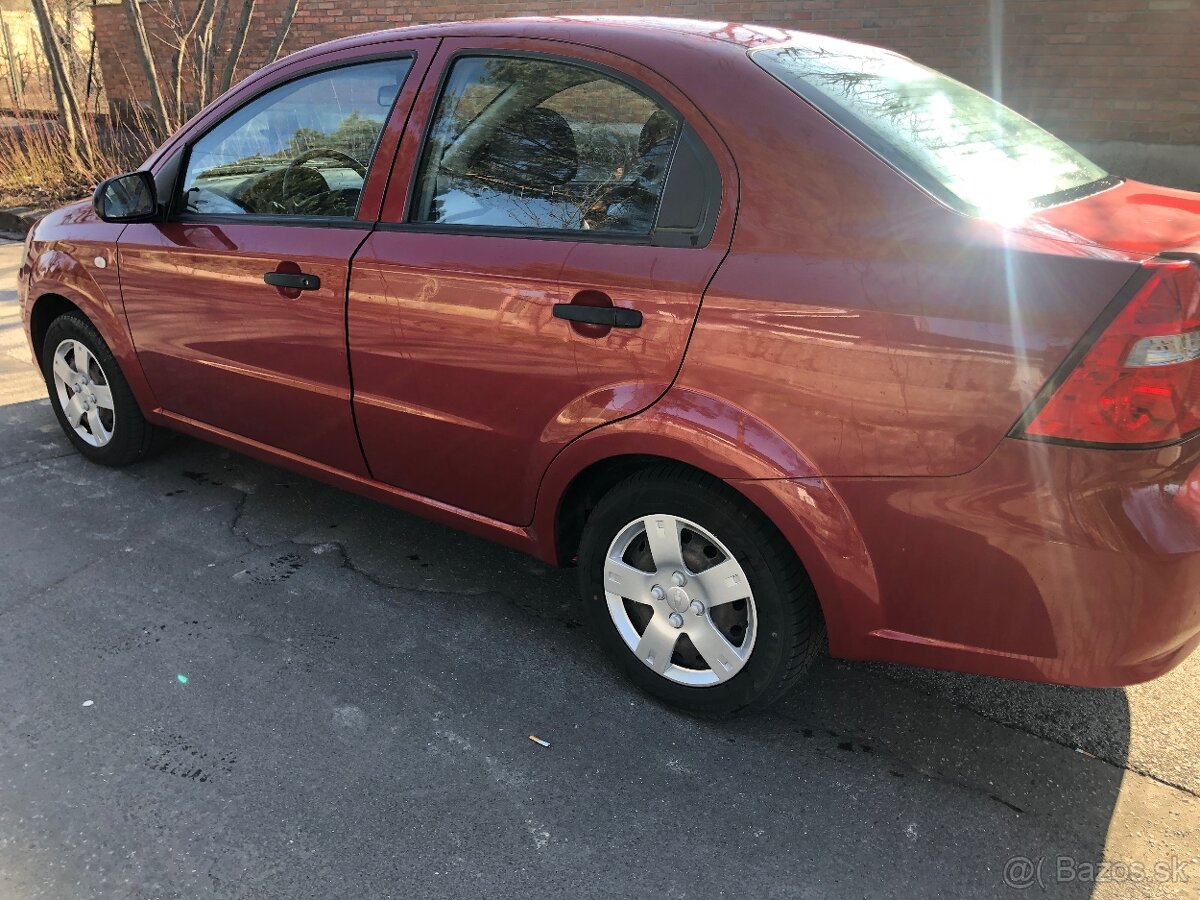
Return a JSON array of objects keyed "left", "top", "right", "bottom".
[{"left": 0, "top": 206, "right": 47, "bottom": 236}]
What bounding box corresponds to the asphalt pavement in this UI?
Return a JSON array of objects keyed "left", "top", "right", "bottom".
[{"left": 0, "top": 239, "right": 1197, "bottom": 899}]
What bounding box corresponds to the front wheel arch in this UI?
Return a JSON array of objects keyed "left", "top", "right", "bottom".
[
  {"left": 28, "top": 282, "right": 161, "bottom": 420},
  {"left": 38, "top": 309, "right": 171, "bottom": 466},
  {"left": 29, "top": 293, "right": 82, "bottom": 362}
]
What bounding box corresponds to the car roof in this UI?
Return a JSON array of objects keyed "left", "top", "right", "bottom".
[{"left": 284, "top": 15, "right": 810, "bottom": 64}]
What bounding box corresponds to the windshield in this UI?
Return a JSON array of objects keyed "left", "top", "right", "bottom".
[{"left": 751, "top": 38, "right": 1111, "bottom": 218}]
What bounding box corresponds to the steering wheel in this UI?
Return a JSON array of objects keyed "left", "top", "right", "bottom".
[
  {"left": 287, "top": 147, "right": 367, "bottom": 177},
  {"left": 280, "top": 148, "right": 368, "bottom": 214}
]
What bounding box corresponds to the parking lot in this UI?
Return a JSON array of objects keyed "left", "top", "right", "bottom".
[{"left": 0, "top": 237, "right": 1197, "bottom": 898}]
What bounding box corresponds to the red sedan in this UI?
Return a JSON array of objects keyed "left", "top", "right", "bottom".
[{"left": 18, "top": 17, "right": 1200, "bottom": 714}]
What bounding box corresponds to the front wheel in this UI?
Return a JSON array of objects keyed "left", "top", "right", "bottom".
[
  {"left": 41, "top": 311, "right": 167, "bottom": 466},
  {"left": 578, "top": 465, "right": 825, "bottom": 716}
]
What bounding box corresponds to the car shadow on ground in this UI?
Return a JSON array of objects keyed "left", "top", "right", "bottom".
[{"left": 0, "top": 396, "right": 1132, "bottom": 898}]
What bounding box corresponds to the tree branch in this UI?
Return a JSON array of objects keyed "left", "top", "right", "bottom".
[
  {"left": 217, "top": 0, "right": 255, "bottom": 95},
  {"left": 121, "top": 0, "right": 172, "bottom": 136},
  {"left": 266, "top": 0, "right": 301, "bottom": 64}
]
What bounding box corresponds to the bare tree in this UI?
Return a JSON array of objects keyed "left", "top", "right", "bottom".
[
  {"left": 266, "top": 0, "right": 300, "bottom": 65},
  {"left": 120, "top": 0, "right": 303, "bottom": 133},
  {"left": 218, "top": 0, "right": 256, "bottom": 95},
  {"left": 165, "top": 0, "right": 218, "bottom": 123},
  {"left": 195, "top": 0, "right": 231, "bottom": 107},
  {"left": 122, "top": 0, "right": 171, "bottom": 136},
  {"left": 0, "top": 12, "right": 24, "bottom": 108},
  {"left": 29, "top": 0, "right": 92, "bottom": 163}
]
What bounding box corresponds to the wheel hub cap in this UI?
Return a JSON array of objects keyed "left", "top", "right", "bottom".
[
  {"left": 51, "top": 339, "right": 116, "bottom": 448},
  {"left": 603, "top": 514, "right": 757, "bottom": 688}
]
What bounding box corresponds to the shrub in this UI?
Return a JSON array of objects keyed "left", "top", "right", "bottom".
[{"left": 0, "top": 113, "right": 155, "bottom": 209}]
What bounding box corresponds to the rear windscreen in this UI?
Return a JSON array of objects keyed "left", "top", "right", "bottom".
[{"left": 751, "top": 39, "right": 1112, "bottom": 218}]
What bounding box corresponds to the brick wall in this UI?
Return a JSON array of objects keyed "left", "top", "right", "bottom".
[{"left": 92, "top": 0, "right": 1200, "bottom": 147}]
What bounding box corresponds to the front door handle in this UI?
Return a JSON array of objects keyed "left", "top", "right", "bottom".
[
  {"left": 264, "top": 271, "right": 320, "bottom": 291},
  {"left": 552, "top": 304, "right": 642, "bottom": 328}
]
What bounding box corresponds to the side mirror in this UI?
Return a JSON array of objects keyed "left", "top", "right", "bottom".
[{"left": 93, "top": 171, "right": 157, "bottom": 222}]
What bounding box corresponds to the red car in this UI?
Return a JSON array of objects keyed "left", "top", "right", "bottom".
[{"left": 18, "top": 17, "right": 1200, "bottom": 714}]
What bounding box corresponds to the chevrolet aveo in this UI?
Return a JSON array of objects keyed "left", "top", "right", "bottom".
[{"left": 18, "top": 17, "right": 1200, "bottom": 715}]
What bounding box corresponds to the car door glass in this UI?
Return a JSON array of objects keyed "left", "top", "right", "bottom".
[
  {"left": 181, "top": 58, "right": 413, "bottom": 219},
  {"left": 412, "top": 56, "right": 679, "bottom": 234}
]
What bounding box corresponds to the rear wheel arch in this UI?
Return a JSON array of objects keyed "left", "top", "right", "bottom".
[
  {"left": 554, "top": 454, "right": 710, "bottom": 566},
  {"left": 553, "top": 456, "right": 820, "bottom": 595},
  {"left": 536, "top": 390, "right": 821, "bottom": 566},
  {"left": 574, "top": 459, "right": 827, "bottom": 714},
  {"left": 547, "top": 450, "right": 878, "bottom": 661}
]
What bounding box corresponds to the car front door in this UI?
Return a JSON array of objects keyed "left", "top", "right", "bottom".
[
  {"left": 117, "top": 44, "right": 436, "bottom": 474},
  {"left": 348, "top": 39, "right": 735, "bottom": 524}
]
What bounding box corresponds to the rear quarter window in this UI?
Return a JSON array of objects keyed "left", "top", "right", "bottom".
[{"left": 751, "top": 38, "right": 1112, "bottom": 219}]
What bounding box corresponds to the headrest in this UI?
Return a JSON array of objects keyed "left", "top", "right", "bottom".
[
  {"left": 638, "top": 109, "right": 677, "bottom": 156},
  {"left": 469, "top": 106, "right": 578, "bottom": 190}
]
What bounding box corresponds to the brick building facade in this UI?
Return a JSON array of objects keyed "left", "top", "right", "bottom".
[{"left": 91, "top": 0, "right": 1200, "bottom": 186}]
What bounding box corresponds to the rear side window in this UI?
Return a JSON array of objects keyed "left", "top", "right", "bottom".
[
  {"left": 181, "top": 58, "right": 413, "bottom": 219},
  {"left": 752, "top": 39, "right": 1110, "bottom": 217},
  {"left": 411, "top": 55, "right": 679, "bottom": 235}
]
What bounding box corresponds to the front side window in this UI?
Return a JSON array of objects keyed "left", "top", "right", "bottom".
[
  {"left": 181, "top": 58, "right": 413, "bottom": 219},
  {"left": 411, "top": 55, "right": 679, "bottom": 235},
  {"left": 752, "top": 38, "right": 1110, "bottom": 217}
]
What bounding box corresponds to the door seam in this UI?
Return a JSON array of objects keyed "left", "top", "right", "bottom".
[{"left": 345, "top": 37, "right": 445, "bottom": 482}]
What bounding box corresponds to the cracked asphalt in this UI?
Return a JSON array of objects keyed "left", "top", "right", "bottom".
[{"left": 1, "top": 238, "right": 1198, "bottom": 899}]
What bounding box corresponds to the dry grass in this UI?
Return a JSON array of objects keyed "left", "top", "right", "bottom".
[{"left": 0, "top": 114, "right": 156, "bottom": 210}]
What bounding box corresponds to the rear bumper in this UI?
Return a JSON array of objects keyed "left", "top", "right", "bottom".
[{"left": 739, "top": 436, "right": 1200, "bottom": 687}]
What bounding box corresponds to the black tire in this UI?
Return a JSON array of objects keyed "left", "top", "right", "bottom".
[
  {"left": 578, "top": 464, "right": 825, "bottom": 717},
  {"left": 41, "top": 311, "right": 168, "bottom": 466}
]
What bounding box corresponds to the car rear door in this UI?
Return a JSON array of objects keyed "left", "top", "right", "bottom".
[
  {"left": 348, "top": 37, "right": 736, "bottom": 524},
  {"left": 117, "top": 41, "right": 437, "bottom": 475}
]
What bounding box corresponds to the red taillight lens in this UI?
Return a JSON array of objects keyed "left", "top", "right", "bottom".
[{"left": 1020, "top": 258, "right": 1200, "bottom": 446}]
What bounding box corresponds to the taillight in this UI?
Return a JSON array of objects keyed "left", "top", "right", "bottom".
[{"left": 1018, "top": 258, "right": 1200, "bottom": 447}]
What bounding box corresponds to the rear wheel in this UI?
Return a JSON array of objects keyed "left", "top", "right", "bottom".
[
  {"left": 41, "top": 312, "right": 167, "bottom": 466},
  {"left": 578, "top": 465, "right": 824, "bottom": 716}
]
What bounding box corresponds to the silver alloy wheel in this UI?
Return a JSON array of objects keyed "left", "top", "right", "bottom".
[
  {"left": 51, "top": 339, "right": 115, "bottom": 447},
  {"left": 603, "top": 514, "right": 757, "bottom": 687}
]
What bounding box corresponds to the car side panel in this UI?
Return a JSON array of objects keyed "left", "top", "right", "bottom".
[
  {"left": 686, "top": 238, "right": 1141, "bottom": 478},
  {"left": 658, "top": 53, "right": 1147, "bottom": 479}
]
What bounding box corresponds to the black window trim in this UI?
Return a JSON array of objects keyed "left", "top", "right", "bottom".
[
  {"left": 167, "top": 51, "right": 419, "bottom": 227},
  {"left": 400, "top": 47, "right": 722, "bottom": 249}
]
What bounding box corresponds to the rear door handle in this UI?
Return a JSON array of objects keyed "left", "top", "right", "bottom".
[
  {"left": 552, "top": 304, "right": 642, "bottom": 328},
  {"left": 264, "top": 271, "right": 320, "bottom": 291}
]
